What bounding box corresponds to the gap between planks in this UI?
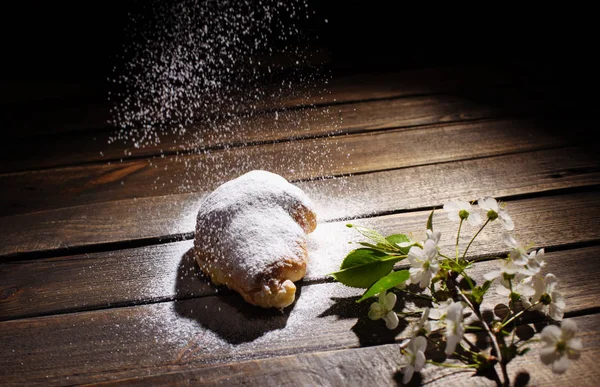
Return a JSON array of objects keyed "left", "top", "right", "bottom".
[
  {"left": 0, "top": 87, "right": 532, "bottom": 173},
  {"left": 0, "top": 63, "right": 528, "bottom": 139},
  {"left": 1, "top": 145, "right": 599, "bottom": 258},
  {"left": 1, "top": 245, "right": 598, "bottom": 385},
  {"left": 2, "top": 191, "right": 600, "bottom": 321},
  {"left": 0, "top": 117, "right": 591, "bottom": 218},
  {"left": 83, "top": 313, "right": 600, "bottom": 387}
]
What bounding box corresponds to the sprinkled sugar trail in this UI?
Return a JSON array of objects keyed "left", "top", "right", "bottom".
[{"left": 108, "top": 0, "right": 349, "bottom": 195}]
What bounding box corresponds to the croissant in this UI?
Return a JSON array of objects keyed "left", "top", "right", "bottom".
[{"left": 194, "top": 170, "right": 317, "bottom": 308}]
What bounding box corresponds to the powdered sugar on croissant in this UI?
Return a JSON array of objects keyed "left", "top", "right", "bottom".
[{"left": 194, "top": 170, "right": 317, "bottom": 309}]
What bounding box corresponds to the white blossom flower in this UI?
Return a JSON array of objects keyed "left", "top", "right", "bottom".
[
  {"left": 503, "top": 233, "right": 529, "bottom": 266},
  {"left": 428, "top": 299, "right": 453, "bottom": 332},
  {"left": 445, "top": 301, "right": 465, "bottom": 356},
  {"left": 408, "top": 239, "right": 439, "bottom": 289},
  {"left": 444, "top": 199, "right": 482, "bottom": 226},
  {"left": 483, "top": 258, "right": 524, "bottom": 282},
  {"left": 401, "top": 336, "right": 427, "bottom": 384},
  {"left": 368, "top": 291, "right": 399, "bottom": 329},
  {"left": 429, "top": 299, "right": 453, "bottom": 320},
  {"left": 523, "top": 248, "right": 546, "bottom": 275},
  {"left": 526, "top": 273, "right": 565, "bottom": 321},
  {"left": 495, "top": 272, "right": 535, "bottom": 299},
  {"left": 540, "top": 319, "right": 582, "bottom": 373},
  {"left": 478, "top": 197, "right": 514, "bottom": 230}
]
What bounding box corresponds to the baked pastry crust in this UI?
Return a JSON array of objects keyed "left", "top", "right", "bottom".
[{"left": 194, "top": 170, "right": 317, "bottom": 308}]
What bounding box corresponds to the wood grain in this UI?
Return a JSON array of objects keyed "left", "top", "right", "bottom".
[
  {"left": 0, "top": 244, "right": 598, "bottom": 385},
  {"left": 0, "top": 93, "right": 512, "bottom": 173},
  {"left": 2, "top": 192, "right": 600, "bottom": 320},
  {"left": 2, "top": 145, "right": 598, "bottom": 257},
  {"left": 2, "top": 62, "right": 599, "bottom": 387},
  {"left": 0, "top": 64, "right": 522, "bottom": 138},
  {"left": 86, "top": 313, "right": 600, "bottom": 387},
  {"left": 0, "top": 118, "right": 582, "bottom": 217}
]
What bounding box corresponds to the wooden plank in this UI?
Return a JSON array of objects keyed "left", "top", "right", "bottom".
[
  {"left": 0, "top": 93, "right": 512, "bottom": 173},
  {"left": 2, "top": 145, "right": 599, "bottom": 256},
  {"left": 2, "top": 192, "right": 600, "bottom": 320},
  {"left": 0, "top": 118, "right": 582, "bottom": 217},
  {"left": 270, "top": 64, "right": 523, "bottom": 109},
  {"left": 0, "top": 64, "right": 521, "bottom": 137},
  {"left": 86, "top": 313, "right": 600, "bottom": 386},
  {"left": 1, "top": 244, "right": 598, "bottom": 386}
]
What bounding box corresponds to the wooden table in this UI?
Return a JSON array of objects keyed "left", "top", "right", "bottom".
[{"left": 1, "top": 61, "right": 599, "bottom": 386}]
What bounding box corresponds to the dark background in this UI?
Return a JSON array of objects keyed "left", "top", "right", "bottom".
[{"left": 1, "top": 1, "right": 595, "bottom": 104}]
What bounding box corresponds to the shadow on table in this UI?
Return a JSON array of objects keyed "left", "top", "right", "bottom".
[
  {"left": 173, "top": 247, "right": 295, "bottom": 345},
  {"left": 318, "top": 292, "right": 410, "bottom": 347}
]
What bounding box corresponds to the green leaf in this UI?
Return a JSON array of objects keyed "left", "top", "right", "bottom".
[
  {"left": 481, "top": 280, "right": 492, "bottom": 293},
  {"left": 385, "top": 234, "right": 414, "bottom": 255},
  {"left": 357, "top": 270, "right": 410, "bottom": 302},
  {"left": 470, "top": 280, "right": 492, "bottom": 305},
  {"left": 347, "top": 224, "right": 397, "bottom": 251},
  {"left": 358, "top": 242, "right": 382, "bottom": 249},
  {"left": 329, "top": 248, "right": 402, "bottom": 288},
  {"left": 427, "top": 207, "right": 435, "bottom": 231}
]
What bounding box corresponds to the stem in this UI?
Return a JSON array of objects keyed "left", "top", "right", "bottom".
[
  {"left": 517, "top": 338, "right": 541, "bottom": 348},
  {"left": 458, "top": 289, "right": 508, "bottom": 387},
  {"left": 456, "top": 218, "right": 464, "bottom": 262},
  {"left": 399, "top": 289, "right": 434, "bottom": 301},
  {"left": 462, "top": 218, "right": 490, "bottom": 260},
  {"left": 460, "top": 341, "right": 480, "bottom": 356},
  {"left": 500, "top": 301, "right": 541, "bottom": 329},
  {"left": 427, "top": 360, "right": 478, "bottom": 369}
]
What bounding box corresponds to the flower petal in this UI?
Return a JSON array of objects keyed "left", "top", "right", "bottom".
[
  {"left": 540, "top": 325, "right": 561, "bottom": 344},
  {"left": 445, "top": 333, "right": 461, "bottom": 356},
  {"left": 384, "top": 311, "right": 399, "bottom": 330},
  {"left": 370, "top": 301, "right": 383, "bottom": 313},
  {"left": 415, "top": 336, "right": 427, "bottom": 353},
  {"left": 402, "top": 365, "right": 414, "bottom": 385},
  {"left": 510, "top": 249, "right": 529, "bottom": 265},
  {"left": 545, "top": 273, "right": 558, "bottom": 287},
  {"left": 426, "top": 230, "right": 441, "bottom": 244},
  {"left": 503, "top": 232, "right": 517, "bottom": 248},
  {"left": 561, "top": 319, "right": 578, "bottom": 339},
  {"left": 478, "top": 197, "right": 498, "bottom": 211},
  {"left": 552, "top": 355, "right": 571, "bottom": 374},
  {"left": 539, "top": 345, "right": 558, "bottom": 365},
  {"left": 384, "top": 292, "right": 397, "bottom": 309},
  {"left": 408, "top": 247, "right": 425, "bottom": 265},
  {"left": 368, "top": 305, "right": 383, "bottom": 321},
  {"left": 456, "top": 200, "right": 470, "bottom": 210},
  {"left": 500, "top": 211, "right": 514, "bottom": 230},
  {"left": 567, "top": 338, "right": 583, "bottom": 358},
  {"left": 419, "top": 271, "right": 432, "bottom": 289},
  {"left": 446, "top": 302, "right": 464, "bottom": 322},
  {"left": 414, "top": 350, "right": 426, "bottom": 372},
  {"left": 467, "top": 211, "right": 482, "bottom": 226},
  {"left": 444, "top": 201, "right": 460, "bottom": 212},
  {"left": 423, "top": 239, "right": 438, "bottom": 259}
]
